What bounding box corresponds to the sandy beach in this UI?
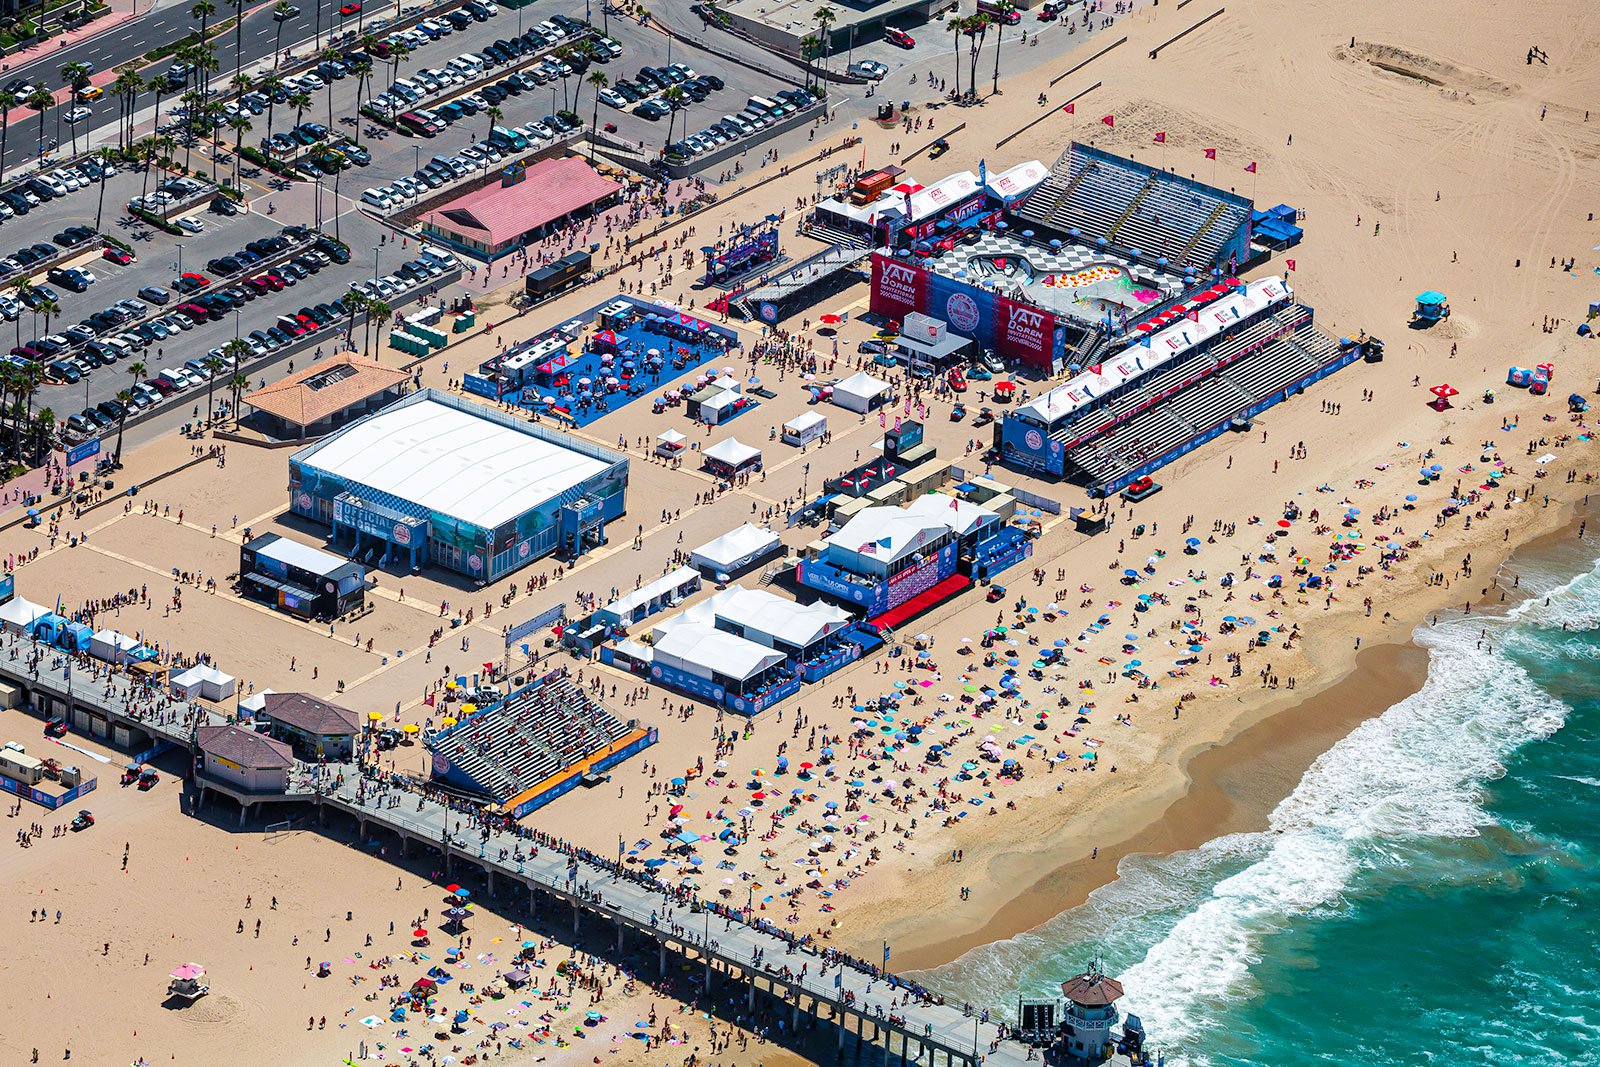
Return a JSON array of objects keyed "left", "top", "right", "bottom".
[{"left": 0, "top": 0, "right": 1596, "bottom": 1062}]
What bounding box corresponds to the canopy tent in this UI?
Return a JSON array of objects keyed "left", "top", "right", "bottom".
[
  {"left": 781, "top": 410, "right": 827, "bottom": 446},
  {"left": 655, "top": 428, "right": 687, "bottom": 456},
  {"left": 0, "top": 597, "right": 49, "bottom": 634},
  {"left": 171, "top": 664, "right": 237, "bottom": 701},
  {"left": 691, "top": 523, "right": 783, "bottom": 580},
  {"left": 703, "top": 437, "right": 762, "bottom": 475},
  {"left": 832, "top": 371, "right": 891, "bottom": 414},
  {"left": 238, "top": 689, "right": 277, "bottom": 716},
  {"left": 652, "top": 622, "right": 786, "bottom": 683},
  {"left": 659, "top": 585, "right": 852, "bottom": 655},
  {"left": 595, "top": 566, "right": 702, "bottom": 627},
  {"left": 89, "top": 628, "right": 150, "bottom": 666}
]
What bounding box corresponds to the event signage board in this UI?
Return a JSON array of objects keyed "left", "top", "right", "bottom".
[
  {"left": 795, "top": 560, "right": 890, "bottom": 617},
  {"left": 67, "top": 439, "right": 101, "bottom": 466},
  {"left": 995, "top": 294, "right": 1059, "bottom": 373},
  {"left": 869, "top": 254, "right": 926, "bottom": 321},
  {"left": 505, "top": 603, "right": 567, "bottom": 648}
]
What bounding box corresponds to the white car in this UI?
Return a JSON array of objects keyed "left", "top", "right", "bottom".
[
  {"left": 360, "top": 188, "right": 393, "bottom": 210},
  {"left": 599, "top": 88, "right": 627, "bottom": 109},
  {"left": 174, "top": 216, "right": 204, "bottom": 234},
  {"left": 64, "top": 106, "right": 92, "bottom": 123}
]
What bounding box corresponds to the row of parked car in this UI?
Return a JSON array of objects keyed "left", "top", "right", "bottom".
[
  {"left": 665, "top": 88, "right": 819, "bottom": 160},
  {"left": 361, "top": 117, "right": 574, "bottom": 212},
  {"left": 599, "top": 63, "right": 727, "bottom": 120},
  {"left": 370, "top": 16, "right": 614, "bottom": 124},
  {"left": 126, "top": 176, "right": 211, "bottom": 216},
  {"left": 0, "top": 157, "right": 118, "bottom": 227},
  {"left": 0, "top": 225, "right": 99, "bottom": 287}
]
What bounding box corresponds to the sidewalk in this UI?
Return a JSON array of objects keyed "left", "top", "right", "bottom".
[{"left": 0, "top": 8, "right": 136, "bottom": 74}]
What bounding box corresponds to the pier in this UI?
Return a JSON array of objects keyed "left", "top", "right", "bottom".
[{"left": 0, "top": 646, "right": 1158, "bottom": 1067}]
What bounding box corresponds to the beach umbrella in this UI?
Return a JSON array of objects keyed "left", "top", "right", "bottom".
[
  {"left": 1277, "top": 520, "right": 1291, "bottom": 528},
  {"left": 1405, "top": 494, "right": 1418, "bottom": 502},
  {"left": 440, "top": 716, "right": 457, "bottom": 727},
  {"left": 1185, "top": 537, "right": 1201, "bottom": 546},
  {"left": 413, "top": 928, "right": 428, "bottom": 937},
  {"left": 454, "top": 888, "right": 470, "bottom": 899},
  {"left": 402, "top": 723, "right": 420, "bottom": 735},
  {"left": 445, "top": 883, "right": 461, "bottom": 893},
  {"left": 367, "top": 711, "right": 384, "bottom": 722}
]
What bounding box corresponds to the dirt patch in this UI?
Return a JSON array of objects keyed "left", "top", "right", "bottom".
[{"left": 1334, "top": 41, "right": 1517, "bottom": 102}]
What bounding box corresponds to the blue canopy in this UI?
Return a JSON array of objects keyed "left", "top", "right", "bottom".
[{"left": 1415, "top": 290, "right": 1447, "bottom": 306}]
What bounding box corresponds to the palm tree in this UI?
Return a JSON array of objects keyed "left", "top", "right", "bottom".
[
  {"left": 112, "top": 389, "right": 134, "bottom": 464},
  {"left": 229, "top": 372, "right": 249, "bottom": 425},
  {"left": 25, "top": 88, "right": 51, "bottom": 158},
  {"left": 110, "top": 70, "right": 143, "bottom": 149},
  {"left": 203, "top": 355, "right": 225, "bottom": 425},
  {"left": 349, "top": 57, "right": 373, "bottom": 147},
  {"left": 0, "top": 90, "right": 16, "bottom": 185},
  {"left": 228, "top": 114, "right": 253, "bottom": 186},
  {"left": 366, "top": 300, "right": 391, "bottom": 355},
  {"left": 31, "top": 408, "right": 54, "bottom": 467},
  {"left": 11, "top": 279, "right": 34, "bottom": 350},
  {"left": 261, "top": 74, "right": 282, "bottom": 139},
  {"left": 587, "top": 70, "right": 608, "bottom": 161},
  {"left": 231, "top": 0, "right": 245, "bottom": 97},
  {"left": 965, "top": 15, "right": 988, "bottom": 103},
  {"left": 343, "top": 288, "right": 369, "bottom": 345},
  {"left": 191, "top": 0, "right": 216, "bottom": 48},
  {"left": 127, "top": 361, "right": 147, "bottom": 400},
  {"left": 289, "top": 90, "right": 311, "bottom": 130},
  {"left": 37, "top": 296, "right": 60, "bottom": 338},
  {"left": 800, "top": 35, "right": 820, "bottom": 91},
  {"left": 272, "top": 1, "right": 294, "bottom": 67},
  {"left": 320, "top": 46, "right": 341, "bottom": 131},
  {"left": 386, "top": 41, "right": 411, "bottom": 93},
  {"left": 660, "top": 85, "right": 687, "bottom": 154},
  {"left": 484, "top": 104, "right": 502, "bottom": 145},
  {"left": 60, "top": 61, "right": 91, "bottom": 92},
  {"left": 93, "top": 147, "right": 119, "bottom": 231},
  {"left": 991, "top": 0, "right": 1014, "bottom": 95},
  {"left": 60, "top": 59, "right": 92, "bottom": 153},
  {"left": 947, "top": 18, "right": 962, "bottom": 100},
  {"left": 813, "top": 5, "right": 837, "bottom": 80}
]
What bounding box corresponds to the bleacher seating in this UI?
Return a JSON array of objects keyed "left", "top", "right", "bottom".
[
  {"left": 1012, "top": 145, "right": 1252, "bottom": 270},
  {"left": 430, "top": 674, "right": 635, "bottom": 801},
  {"left": 1063, "top": 314, "right": 1343, "bottom": 487}
]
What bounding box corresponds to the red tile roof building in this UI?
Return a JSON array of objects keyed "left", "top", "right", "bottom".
[{"left": 419, "top": 157, "right": 622, "bottom": 260}]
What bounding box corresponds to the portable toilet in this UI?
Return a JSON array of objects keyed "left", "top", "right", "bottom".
[{"left": 1412, "top": 291, "right": 1450, "bottom": 325}]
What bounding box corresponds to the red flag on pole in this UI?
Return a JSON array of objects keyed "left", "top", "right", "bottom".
[
  {"left": 1101, "top": 114, "right": 1115, "bottom": 126},
  {"left": 1152, "top": 131, "right": 1166, "bottom": 143},
  {"left": 1061, "top": 101, "right": 1075, "bottom": 114},
  {"left": 1244, "top": 161, "right": 1257, "bottom": 173},
  {"left": 1203, "top": 148, "right": 1217, "bottom": 159},
  {"left": 1286, "top": 259, "right": 1296, "bottom": 271}
]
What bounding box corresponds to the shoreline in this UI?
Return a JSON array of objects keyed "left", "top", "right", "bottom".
[
  {"left": 886, "top": 640, "right": 1429, "bottom": 974},
  {"left": 886, "top": 499, "right": 1600, "bottom": 977}
]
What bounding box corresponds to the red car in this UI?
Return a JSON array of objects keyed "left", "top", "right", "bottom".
[
  {"left": 947, "top": 369, "right": 967, "bottom": 392},
  {"left": 103, "top": 247, "right": 134, "bottom": 265},
  {"left": 885, "top": 27, "right": 914, "bottom": 48},
  {"left": 339, "top": 1, "right": 360, "bottom": 14}
]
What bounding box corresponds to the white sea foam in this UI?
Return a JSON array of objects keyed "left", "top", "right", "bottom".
[{"left": 1110, "top": 591, "right": 1580, "bottom": 1060}]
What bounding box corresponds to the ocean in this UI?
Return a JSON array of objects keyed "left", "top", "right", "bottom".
[{"left": 918, "top": 542, "right": 1600, "bottom": 1066}]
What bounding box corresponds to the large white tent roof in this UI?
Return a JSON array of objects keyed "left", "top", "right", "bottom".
[
  {"left": 827, "top": 506, "right": 951, "bottom": 566},
  {"left": 298, "top": 396, "right": 610, "bottom": 529},
  {"left": 688, "top": 586, "right": 852, "bottom": 650},
  {"left": 704, "top": 437, "right": 762, "bottom": 467},
  {"left": 652, "top": 623, "right": 786, "bottom": 682},
  {"left": 834, "top": 371, "right": 890, "bottom": 405},
  {"left": 691, "top": 523, "right": 781, "bottom": 572}
]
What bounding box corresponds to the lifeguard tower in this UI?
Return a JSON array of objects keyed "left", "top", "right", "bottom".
[
  {"left": 167, "top": 963, "right": 209, "bottom": 1002},
  {"left": 1411, "top": 290, "right": 1451, "bottom": 326},
  {"left": 1048, "top": 962, "right": 1146, "bottom": 1064}
]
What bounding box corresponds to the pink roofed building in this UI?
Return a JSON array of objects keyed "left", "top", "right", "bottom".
[{"left": 418, "top": 157, "right": 622, "bottom": 261}]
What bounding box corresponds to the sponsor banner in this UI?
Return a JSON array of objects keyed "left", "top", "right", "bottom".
[
  {"left": 869, "top": 254, "right": 926, "bottom": 321},
  {"left": 995, "top": 294, "right": 1058, "bottom": 372}
]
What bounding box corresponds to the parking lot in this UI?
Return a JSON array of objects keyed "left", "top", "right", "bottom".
[
  {"left": 198, "top": 0, "right": 809, "bottom": 196},
  {"left": 5, "top": 159, "right": 449, "bottom": 438}
]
